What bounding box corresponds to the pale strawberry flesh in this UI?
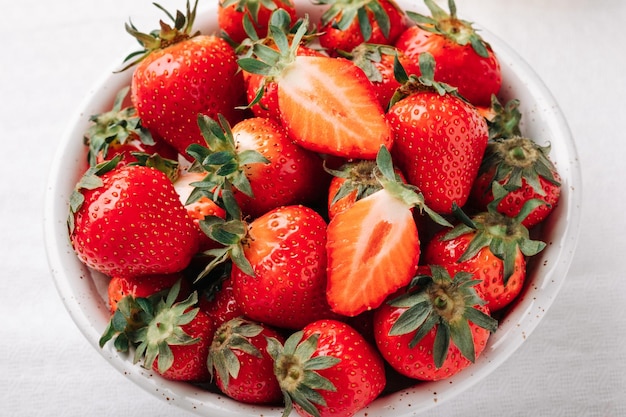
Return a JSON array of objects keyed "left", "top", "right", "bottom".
[
  {"left": 277, "top": 55, "right": 392, "bottom": 159},
  {"left": 326, "top": 188, "right": 420, "bottom": 316}
]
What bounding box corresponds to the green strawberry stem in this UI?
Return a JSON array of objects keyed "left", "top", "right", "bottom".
[
  {"left": 388, "top": 265, "right": 498, "bottom": 368},
  {"left": 266, "top": 331, "right": 340, "bottom": 417},
  {"left": 314, "top": 0, "right": 392, "bottom": 40},
  {"left": 374, "top": 146, "right": 452, "bottom": 228},
  {"left": 85, "top": 86, "right": 154, "bottom": 166},
  {"left": 119, "top": 0, "right": 201, "bottom": 71},
  {"left": 448, "top": 182, "right": 547, "bottom": 283},
  {"left": 406, "top": 0, "right": 490, "bottom": 58},
  {"left": 132, "top": 281, "right": 201, "bottom": 374},
  {"left": 207, "top": 317, "right": 264, "bottom": 388}
]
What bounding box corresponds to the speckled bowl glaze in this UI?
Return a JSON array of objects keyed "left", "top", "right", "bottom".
[{"left": 44, "top": 1, "right": 582, "bottom": 415}]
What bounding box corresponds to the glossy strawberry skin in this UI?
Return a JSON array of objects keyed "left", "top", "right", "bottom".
[
  {"left": 395, "top": 25, "right": 502, "bottom": 107},
  {"left": 423, "top": 228, "right": 526, "bottom": 311},
  {"left": 299, "top": 319, "right": 386, "bottom": 417},
  {"left": 153, "top": 309, "right": 215, "bottom": 382},
  {"left": 230, "top": 117, "right": 327, "bottom": 218},
  {"left": 471, "top": 166, "right": 562, "bottom": 229},
  {"left": 107, "top": 273, "right": 191, "bottom": 313},
  {"left": 318, "top": 0, "right": 407, "bottom": 55},
  {"left": 212, "top": 321, "right": 284, "bottom": 404},
  {"left": 231, "top": 205, "right": 337, "bottom": 329},
  {"left": 218, "top": 0, "right": 297, "bottom": 44},
  {"left": 387, "top": 91, "right": 488, "bottom": 214},
  {"left": 131, "top": 35, "right": 246, "bottom": 157},
  {"left": 70, "top": 165, "right": 200, "bottom": 277},
  {"left": 373, "top": 292, "right": 491, "bottom": 381}
]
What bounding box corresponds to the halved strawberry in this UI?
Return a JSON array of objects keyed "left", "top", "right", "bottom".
[
  {"left": 238, "top": 11, "right": 392, "bottom": 159},
  {"left": 325, "top": 146, "right": 451, "bottom": 316}
]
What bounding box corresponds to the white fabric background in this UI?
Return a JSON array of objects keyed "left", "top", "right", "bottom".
[{"left": 2, "top": 0, "right": 624, "bottom": 416}]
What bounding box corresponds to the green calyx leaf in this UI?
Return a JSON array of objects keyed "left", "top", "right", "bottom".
[
  {"left": 187, "top": 113, "right": 269, "bottom": 201},
  {"left": 128, "top": 152, "right": 179, "bottom": 183},
  {"left": 315, "top": 0, "right": 392, "bottom": 41},
  {"left": 446, "top": 191, "right": 547, "bottom": 284},
  {"left": 486, "top": 95, "right": 523, "bottom": 140},
  {"left": 268, "top": 331, "right": 340, "bottom": 417},
  {"left": 479, "top": 136, "right": 561, "bottom": 198},
  {"left": 207, "top": 317, "right": 264, "bottom": 388},
  {"left": 84, "top": 86, "right": 155, "bottom": 167},
  {"left": 67, "top": 155, "right": 122, "bottom": 234},
  {"left": 118, "top": 0, "right": 201, "bottom": 71},
  {"left": 373, "top": 146, "right": 453, "bottom": 228},
  {"left": 131, "top": 281, "right": 201, "bottom": 374},
  {"left": 407, "top": 0, "right": 490, "bottom": 58},
  {"left": 388, "top": 265, "right": 498, "bottom": 368},
  {"left": 388, "top": 52, "right": 461, "bottom": 108}
]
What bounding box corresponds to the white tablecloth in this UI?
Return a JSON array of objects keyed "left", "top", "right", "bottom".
[{"left": 2, "top": 0, "right": 624, "bottom": 416}]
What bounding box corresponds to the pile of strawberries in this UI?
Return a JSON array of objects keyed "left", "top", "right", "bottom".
[{"left": 67, "top": 0, "right": 562, "bottom": 416}]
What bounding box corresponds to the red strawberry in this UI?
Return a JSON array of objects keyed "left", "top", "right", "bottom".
[
  {"left": 186, "top": 115, "right": 327, "bottom": 219},
  {"left": 267, "top": 319, "right": 386, "bottom": 417},
  {"left": 124, "top": 1, "right": 246, "bottom": 157},
  {"left": 198, "top": 273, "right": 245, "bottom": 329},
  {"left": 84, "top": 86, "right": 178, "bottom": 167},
  {"left": 470, "top": 97, "right": 562, "bottom": 228},
  {"left": 174, "top": 168, "right": 227, "bottom": 251},
  {"left": 107, "top": 273, "right": 191, "bottom": 313},
  {"left": 316, "top": 0, "right": 407, "bottom": 55},
  {"left": 100, "top": 281, "right": 214, "bottom": 382},
  {"left": 208, "top": 317, "right": 284, "bottom": 404},
  {"left": 68, "top": 158, "right": 200, "bottom": 278},
  {"left": 238, "top": 13, "right": 392, "bottom": 159},
  {"left": 423, "top": 193, "right": 547, "bottom": 311},
  {"left": 395, "top": 0, "right": 501, "bottom": 107},
  {"left": 325, "top": 146, "right": 451, "bottom": 316},
  {"left": 243, "top": 43, "right": 324, "bottom": 121},
  {"left": 339, "top": 43, "right": 420, "bottom": 109},
  {"left": 218, "top": 0, "right": 297, "bottom": 44},
  {"left": 373, "top": 265, "right": 498, "bottom": 381},
  {"left": 386, "top": 52, "right": 488, "bottom": 214},
  {"left": 229, "top": 205, "right": 337, "bottom": 329},
  {"left": 325, "top": 155, "right": 407, "bottom": 220}
]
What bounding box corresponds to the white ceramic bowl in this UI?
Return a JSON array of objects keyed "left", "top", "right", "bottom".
[{"left": 44, "top": 1, "right": 582, "bottom": 416}]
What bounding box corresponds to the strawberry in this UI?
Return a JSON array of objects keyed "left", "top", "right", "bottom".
[
  {"left": 470, "top": 97, "right": 562, "bottom": 228},
  {"left": 186, "top": 114, "right": 327, "bottom": 219},
  {"left": 198, "top": 273, "right": 245, "bottom": 329},
  {"left": 68, "top": 158, "right": 200, "bottom": 278},
  {"left": 231, "top": 205, "right": 336, "bottom": 329},
  {"left": 424, "top": 191, "right": 547, "bottom": 311},
  {"left": 243, "top": 42, "right": 324, "bottom": 122},
  {"left": 100, "top": 281, "right": 214, "bottom": 382},
  {"left": 173, "top": 168, "right": 227, "bottom": 251},
  {"left": 266, "top": 319, "right": 386, "bottom": 417},
  {"left": 106, "top": 273, "right": 191, "bottom": 313},
  {"left": 83, "top": 86, "right": 178, "bottom": 166},
  {"left": 218, "top": 0, "right": 297, "bottom": 44},
  {"left": 238, "top": 12, "right": 392, "bottom": 159},
  {"left": 325, "top": 146, "right": 451, "bottom": 316},
  {"left": 386, "top": 52, "right": 488, "bottom": 214},
  {"left": 339, "top": 43, "right": 420, "bottom": 109},
  {"left": 373, "top": 265, "right": 498, "bottom": 381},
  {"left": 395, "top": 0, "right": 501, "bottom": 107},
  {"left": 123, "top": 1, "right": 246, "bottom": 157},
  {"left": 208, "top": 317, "right": 284, "bottom": 404},
  {"left": 315, "top": 0, "right": 407, "bottom": 55}
]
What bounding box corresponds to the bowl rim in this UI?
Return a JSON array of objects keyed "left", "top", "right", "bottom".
[{"left": 43, "top": 2, "right": 583, "bottom": 416}]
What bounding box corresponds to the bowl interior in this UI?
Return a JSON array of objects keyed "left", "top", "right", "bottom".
[{"left": 43, "top": 1, "right": 582, "bottom": 416}]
